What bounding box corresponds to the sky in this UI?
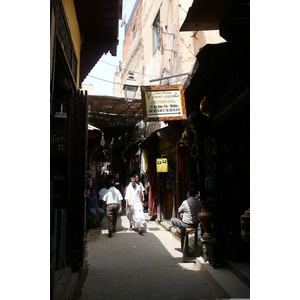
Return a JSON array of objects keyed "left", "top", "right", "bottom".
[{"left": 82, "top": 0, "right": 136, "bottom": 96}]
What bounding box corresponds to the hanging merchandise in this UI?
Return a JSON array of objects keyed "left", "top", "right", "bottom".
[
  {"left": 100, "top": 133, "right": 106, "bottom": 146},
  {"left": 191, "top": 143, "right": 199, "bottom": 162},
  {"left": 205, "top": 158, "right": 217, "bottom": 191},
  {"left": 205, "top": 158, "right": 217, "bottom": 177},
  {"left": 135, "top": 148, "right": 141, "bottom": 156},
  {"left": 141, "top": 149, "right": 148, "bottom": 174},
  {"left": 130, "top": 158, "right": 136, "bottom": 172},
  {"left": 144, "top": 150, "right": 148, "bottom": 172},
  {"left": 141, "top": 150, "right": 146, "bottom": 174},
  {"left": 120, "top": 151, "right": 127, "bottom": 164},
  {"left": 198, "top": 199, "right": 213, "bottom": 240},
  {"left": 176, "top": 142, "right": 188, "bottom": 173},
  {"left": 205, "top": 137, "right": 218, "bottom": 158}
]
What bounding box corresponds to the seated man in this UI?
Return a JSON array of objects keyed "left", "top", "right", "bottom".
[
  {"left": 171, "top": 188, "right": 200, "bottom": 250},
  {"left": 87, "top": 187, "right": 105, "bottom": 229}
]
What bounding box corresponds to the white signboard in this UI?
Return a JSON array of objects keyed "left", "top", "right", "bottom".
[{"left": 141, "top": 84, "right": 187, "bottom": 122}]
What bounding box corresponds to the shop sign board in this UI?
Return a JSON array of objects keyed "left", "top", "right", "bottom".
[
  {"left": 156, "top": 158, "right": 168, "bottom": 172},
  {"left": 141, "top": 84, "right": 187, "bottom": 122}
]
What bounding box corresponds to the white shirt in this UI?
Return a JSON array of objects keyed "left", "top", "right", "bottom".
[
  {"left": 178, "top": 196, "right": 201, "bottom": 225},
  {"left": 99, "top": 188, "right": 107, "bottom": 200},
  {"left": 136, "top": 182, "right": 145, "bottom": 198},
  {"left": 102, "top": 187, "right": 123, "bottom": 205},
  {"left": 137, "top": 182, "right": 145, "bottom": 192}
]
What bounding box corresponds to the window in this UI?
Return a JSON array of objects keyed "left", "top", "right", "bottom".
[
  {"left": 153, "top": 13, "right": 161, "bottom": 53},
  {"left": 132, "top": 25, "right": 136, "bottom": 39}
]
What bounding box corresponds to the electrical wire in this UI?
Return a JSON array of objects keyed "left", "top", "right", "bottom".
[
  {"left": 98, "top": 60, "right": 119, "bottom": 68},
  {"left": 87, "top": 73, "right": 187, "bottom": 86},
  {"left": 87, "top": 75, "right": 123, "bottom": 85},
  {"left": 87, "top": 73, "right": 188, "bottom": 86},
  {"left": 97, "top": 59, "right": 156, "bottom": 78},
  {"left": 88, "top": 59, "right": 189, "bottom": 86}
]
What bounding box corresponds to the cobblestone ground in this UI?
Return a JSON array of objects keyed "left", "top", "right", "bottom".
[{"left": 77, "top": 212, "right": 217, "bottom": 300}]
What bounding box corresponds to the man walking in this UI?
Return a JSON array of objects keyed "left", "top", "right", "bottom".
[
  {"left": 171, "top": 188, "right": 200, "bottom": 250},
  {"left": 102, "top": 179, "right": 123, "bottom": 237},
  {"left": 125, "top": 176, "right": 146, "bottom": 235}
]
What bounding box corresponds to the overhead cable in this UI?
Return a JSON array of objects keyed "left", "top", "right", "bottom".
[{"left": 97, "top": 59, "right": 156, "bottom": 78}]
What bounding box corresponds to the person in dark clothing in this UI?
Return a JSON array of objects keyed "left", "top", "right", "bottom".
[{"left": 114, "top": 173, "right": 125, "bottom": 209}]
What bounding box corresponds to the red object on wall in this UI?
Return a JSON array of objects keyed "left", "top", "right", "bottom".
[
  {"left": 149, "top": 159, "right": 157, "bottom": 215},
  {"left": 176, "top": 142, "right": 188, "bottom": 173}
]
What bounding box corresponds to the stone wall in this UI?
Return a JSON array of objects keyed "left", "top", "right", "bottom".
[{"left": 113, "top": 0, "right": 224, "bottom": 98}]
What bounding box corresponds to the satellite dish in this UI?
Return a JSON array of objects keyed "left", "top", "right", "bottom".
[{"left": 121, "top": 14, "right": 126, "bottom": 28}]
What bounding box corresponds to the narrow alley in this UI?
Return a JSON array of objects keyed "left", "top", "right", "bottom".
[
  {"left": 73, "top": 212, "right": 218, "bottom": 300},
  {"left": 51, "top": 2, "right": 251, "bottom": 299}
]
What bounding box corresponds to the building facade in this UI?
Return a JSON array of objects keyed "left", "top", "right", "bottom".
[{"left": 113, "top": 0, "right": 224, "bottom": 99}]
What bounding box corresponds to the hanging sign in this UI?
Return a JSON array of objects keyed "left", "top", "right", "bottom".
[
  {"left": 156, "top": 158, "right": 168, "bottom": 172},
  {"left": 141, "top": 84, "right": 187, "bottom": 122}
]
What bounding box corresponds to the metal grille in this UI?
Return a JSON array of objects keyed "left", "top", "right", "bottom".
[
  {"left": 51, "top": 130, "right": 69, "bottom": 154},
  {"left": 153, "top": 13, "right": 161, "bottom": 52},
  {"left": 56, "top": 1, "right": 78, "bottom": 83}
]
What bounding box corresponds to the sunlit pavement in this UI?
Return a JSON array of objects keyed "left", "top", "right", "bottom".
[{"left": 75, "top": 212, "right": 218, "bottom": 300}]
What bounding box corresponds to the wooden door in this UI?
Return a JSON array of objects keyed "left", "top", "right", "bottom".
[
  {"left": 165, "top": 188, "right": 173, "bottom": 219},
  {"left": 69, "top": 89, "right": 88, "bottom": 272},
  {"left": 175, "top": 142, "right": 189, "bottom": 216}
]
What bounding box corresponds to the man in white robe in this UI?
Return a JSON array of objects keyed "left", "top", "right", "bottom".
[
  {"left": 125, "top": 176, "right": 146, "bottom": 234},
  {"left": 135, "top": 174, "right": 145, "bottom": 201}
]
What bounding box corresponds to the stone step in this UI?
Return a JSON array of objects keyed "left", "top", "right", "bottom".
[
  {"left": 159, "top": 221, "right": 250, "bottom": 299},
  {"left": 53, "top": 267, "right": 78, "bottom": 300}
]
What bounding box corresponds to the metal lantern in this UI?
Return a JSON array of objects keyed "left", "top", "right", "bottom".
[{"left": 123, "top": 72, "right": 138, "bottom": 103}]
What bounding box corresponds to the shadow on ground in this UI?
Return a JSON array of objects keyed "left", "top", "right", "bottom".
[{"left": 73, "top": 214, "right": 218, "bottom": 300}]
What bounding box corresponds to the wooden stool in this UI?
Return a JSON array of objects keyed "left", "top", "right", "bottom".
[{"left": 183, "top": 228, "right": 198, "bottom": 262}]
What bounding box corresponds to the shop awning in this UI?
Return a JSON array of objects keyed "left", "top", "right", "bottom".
[
  {"left": 125, "top": 138, "right": 145, "bottom": 152},
  {"left": 74, "top": 0, "right": 123, "bottom": 84},
  {"left": 179, "top": 0, "right": 250, "bottom": 44},
  {"left": 88, "top": 123, "right": 103, "bottom": 140},
  {"left": 88, "top": 95, "right": 144, "bottom": 141},
  {"left": 184, "top": 42, "right": 250, "bottom": 124},
  {"left": 139, "top": 124, "right": 181, "bottom": 149},
  {"left": 179, "top": 0, "right": 236, "bottom": 31},
  {"left": 185, "top": 42, "right": 249, "bottom": 103},
  {"left": 88, "top": 124, "right": 102, "bottom": 131}
]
